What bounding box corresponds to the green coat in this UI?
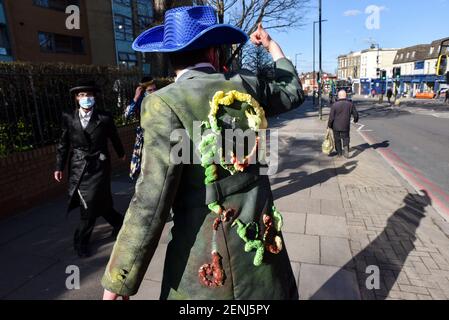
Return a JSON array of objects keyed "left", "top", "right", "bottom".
[{"left": 102, "top": 58, "right": 305, "bottom": 300}]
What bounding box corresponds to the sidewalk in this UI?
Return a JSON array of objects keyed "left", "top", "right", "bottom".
[{"left": 2, "top": 100, "right": 449, "bottom": 300}]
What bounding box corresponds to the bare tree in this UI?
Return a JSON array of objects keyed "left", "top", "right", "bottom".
[
  {"left": 203, "top": 0, "right": 311, "bottom": 67},
  {"left": 241, "top": 44, "right": 273, "bottom": 78},
  {"left": 205, "top": 0, "right": 311, "bottom": 33}
]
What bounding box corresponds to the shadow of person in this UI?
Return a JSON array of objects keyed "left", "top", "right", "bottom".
[
  {"left": 309, "top": 190, "right": 431, "bottom": 300},
  {"left": 272, "top": 161, "right": 358, "bottom": 201},
  {"left": 351, "top": 140, "right": 390, "bottom": 158}
]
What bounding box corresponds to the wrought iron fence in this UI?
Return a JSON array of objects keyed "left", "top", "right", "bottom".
[{"left": 0, "top": 62, "right": 172, "bottom": 157}]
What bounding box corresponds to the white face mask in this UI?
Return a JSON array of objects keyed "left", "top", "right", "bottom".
[{"left": 79, "top": 97, "right": 95, "bottom": 109}]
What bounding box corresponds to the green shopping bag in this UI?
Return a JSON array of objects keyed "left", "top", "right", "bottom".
[{"left": 322, "top": 128, "right": 335, "bottom": 155}]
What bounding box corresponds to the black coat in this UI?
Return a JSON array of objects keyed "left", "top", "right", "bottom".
[
  {"left": 328, "top": 99, "right": 359, "bottom": 132},
  {"left": 56, "top": 109, "right": 125, "bottom": 214}
]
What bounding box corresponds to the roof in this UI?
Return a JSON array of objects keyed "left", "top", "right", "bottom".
[
  {"left": 394, "top": 44, "right": 430, "bottom": 63},
  {"left": 360, "top": 48, "right": 398, "bottom": 54},
  {"left": 394, "top": 37, "right": 449, "bottom": 64},
  {"left": 428, "top": 37, "right": 449, "bottom": 59}
]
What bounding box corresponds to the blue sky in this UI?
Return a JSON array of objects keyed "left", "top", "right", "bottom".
[{"left": 270, "top": 0, "right": 449, "bottom": 74}]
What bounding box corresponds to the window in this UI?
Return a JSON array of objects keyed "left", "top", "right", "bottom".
[
  {"left": 138, "top": 15, "right": 152, "bottom": 31},
  {"left": 137, "top": 0, "right": 153, "bottom": 30},
  {"left": 406, "top": 52, "right": 410, "bottom": 59},
  {"left": 137, "top": 0, "right": 152, "bottom": 16},
  {"left": 411, "top": 51, "right": 415, "bottom": 58},
  {"left": 38, "top": 32, "right": 85, "bottom": 54},
  {"left": 400, "top": 53, "right": 404, "bottom": 60},
  {"left": 429, "top": 47, "right": 434, "bottom": 55},
  {"left": 0, "top": 24, "right": 11, "bottom": 55},
  {"left": 33, "top": 0, "right": 79, "bottom": 11},
  {"left": 414, "top": 61, "right": 424, "bottom": 70},
  {"left": 114, "top": 14, "right": 133, "bottom": 41},
  {"left": 38, "top": 32, "right": 53, "bottom": 52},
  {"left": 118, "top": 51, "right": 137, "bottom": 68}
]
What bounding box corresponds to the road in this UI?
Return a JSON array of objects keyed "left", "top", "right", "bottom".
[{"left": 349, "top": 97, "right": 449, "bottom": 217}]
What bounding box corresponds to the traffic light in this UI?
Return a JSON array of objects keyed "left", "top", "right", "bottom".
[
  {"left": 381, "top": 70, "right": 387, "bottom": 81},
  {"left": 393, "top": 67, "right": 401, "bottom": 80},
  {"left": 376, "top": 68, "right": 381, "bottom": 78}
]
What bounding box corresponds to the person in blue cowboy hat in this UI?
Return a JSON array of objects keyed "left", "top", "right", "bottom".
[{"left": 102, "top": 5, "right": 304, "bottom": 300}]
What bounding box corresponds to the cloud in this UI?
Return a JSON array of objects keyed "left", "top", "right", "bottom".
[{"left": 344, "top": 9, "right": 362, "bottom": 16}]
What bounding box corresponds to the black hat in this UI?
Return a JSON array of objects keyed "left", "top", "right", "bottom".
[{"left": 70, "top": 80, "right": 100, "bottom": 95}]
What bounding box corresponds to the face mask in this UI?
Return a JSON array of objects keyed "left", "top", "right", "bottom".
[{"left": 79, "top": 97, "right": 95, "bottom": 109}]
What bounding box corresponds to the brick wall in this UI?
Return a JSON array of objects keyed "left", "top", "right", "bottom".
[{"left": 0, "top": 125, "right": 137, "bottom": 219}]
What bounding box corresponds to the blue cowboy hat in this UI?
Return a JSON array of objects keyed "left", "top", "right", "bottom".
[{"left": 132, "top": 6, "right": 248, "bottom": 53}]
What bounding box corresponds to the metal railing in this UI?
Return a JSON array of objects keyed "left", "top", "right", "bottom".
[{"left": 0, "top": 63, "right": 143, "bottom": 157}]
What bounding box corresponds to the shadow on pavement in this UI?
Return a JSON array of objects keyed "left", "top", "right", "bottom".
[
  {"left": 351, "top": 140, "right": 390, "bottom": 158},
  {"left": 310, "top": 191, "right": 431, "bottom": 300},
  {"left": 0, "top": 173, "right": 136, "bottom": 300},
  {"left": 272, "top": 161, "right": 358, "bottom": 201}
]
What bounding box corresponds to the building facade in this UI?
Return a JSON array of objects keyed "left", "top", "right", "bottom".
[
  {"left": 338, "top": 51, "right": 361, "bottom": 81},
  {"left": 360, "top": 48, "right": 397, "bottom": 96},
  {"left": 111, "top": 0, "right": 153, "bottom": 72},
  {"left": 338, "top": 51, "right": 361, "bottom": 94},
  {"left": 338, "top": 47, "right": 398, "bottom": 95},
  {"left": 393, "top": 38, "right": 449, "bottom": 96},
  {"left": 3, "top": 0, "right": 93, "bottom": 64},
  {"left": 300, "top": 71, "right": 336, "bottom": 95},
  {"left": 1, "top": 0, "right": 155, "bottom": 72},
  {"left": 85, "top": 1, "right": 117, "bottom": 66}
]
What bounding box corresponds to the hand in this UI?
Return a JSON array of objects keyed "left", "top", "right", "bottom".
[
  {"left": 54, "top": 171, "right": 63, "bottom": 183},
  {"left": 103, "top": 289, "right": 130, "bottom": 301},
  {"left": 250, "top": 23, "right": 285, "bottom": 61},
  {"left": 250, "top": 23, "right": 272, "bottom": 49},
  {"left": 134, "top": 86, "right": 144, "bottom": 102}
]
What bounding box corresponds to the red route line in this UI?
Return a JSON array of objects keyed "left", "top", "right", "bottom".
[{"left": 358, "top": 129, "right": 449, "bottom": 218}]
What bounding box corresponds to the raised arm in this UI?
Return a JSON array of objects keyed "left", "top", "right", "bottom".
[{"left": 244, "top": 23, "right": 304, "bottom": 116}]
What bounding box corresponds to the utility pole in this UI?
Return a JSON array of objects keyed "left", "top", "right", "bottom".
[
  {"left": 313, "top": 19, "right": 327, "bottom": 108},
  {"left": 318, "top": 0, "right": 323, "bottom": 120},
  {"left": 313, "top": 22, "right": 316, "bottom": 107}
]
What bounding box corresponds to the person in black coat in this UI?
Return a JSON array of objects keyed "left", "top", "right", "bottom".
[
  {"left": 54, "top": 81, "right": 126, "bottom": 258},
  {"left": 328, "top": 90, "right": 359, "bottom": 158}
]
